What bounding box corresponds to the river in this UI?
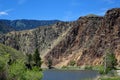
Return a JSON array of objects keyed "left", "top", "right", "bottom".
[{"left": 42, "top": 69, "right": 99, "bottom": 80}]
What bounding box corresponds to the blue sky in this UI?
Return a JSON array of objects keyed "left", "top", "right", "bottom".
[{"left": 0, "top": 0, "right": 120, "bottom": 21}]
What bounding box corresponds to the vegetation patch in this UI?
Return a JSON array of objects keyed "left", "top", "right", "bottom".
[{"left": 0, "top": 43, "right": 42, "bottom": 80}]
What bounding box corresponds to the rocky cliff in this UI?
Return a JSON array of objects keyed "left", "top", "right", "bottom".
[
  {"left": 0, "top": 8, "right": 120, "bottom": 68},
  {"left": 45, "top": 8, "right": 120, "bottom": 67}
]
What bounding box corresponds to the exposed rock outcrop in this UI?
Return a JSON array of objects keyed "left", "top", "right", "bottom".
[{"left": 45, "top": 8, "right": 120, "bottom": 67}]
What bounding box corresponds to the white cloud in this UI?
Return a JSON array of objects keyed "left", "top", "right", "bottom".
[
  {"left": 0, "top": 11, "right": 8, "bottom": 16},
  {"left": 0, "top": 9, "right": 13, "bottom": 16}
]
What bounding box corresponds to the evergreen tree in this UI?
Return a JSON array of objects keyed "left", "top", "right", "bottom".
[
  {"left": 104, "top": 50, "right": 117, "bottom": 73},
  {"left": 27, "top": 54, "right": 32, "bottom": 64},
  {"left": 33, "top": 48, "right": 41, "bottom": 67},
  {"left": 26, "top": 54, "right": 33, "bottom": 69}
]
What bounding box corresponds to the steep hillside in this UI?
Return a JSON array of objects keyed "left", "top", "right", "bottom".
[
  {"left": 0, "top": 43, "right": 24, "bottom": 61},
  {"left": 45, "top": 8, "right": 120, "bottom": 67},
  {"left": 0, "top": 22, "right": 71, "bottom": 56},
  {"left": 0, "top": 19, "right": 61, "bottom": 33},
  {"left": 45, "top": 16, "right": 103, "bottom": 67},
  {"left": 0, "top": 43, "right": 23, "bottom": 80}
]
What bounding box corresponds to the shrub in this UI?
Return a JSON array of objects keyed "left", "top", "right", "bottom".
[
  {"left": 100, "top": 76, "right": 120, "bottom": 80},
  {"left": 103, "top": 50, "right": 117, "bottom": 74},
  {"left": 93, "top": 65, "right": 105, "bottom": 74},
  {"left": 69, "top": 60, "right": 76, "bottom": 66},
  {"left": 8, "top": 60, "right": 42, "bottom": 80},
  {"left": 84, "top": 65, "right": 93, "bottom": 70},
  {"left": 8, "top": 60, "right": 25, "bottom": 80},
  {"left": 0, "top": 55, "right": 8, "bottom": 80},
  {"left": 24, "top": 67, "right": 43, "bottom": 80},
  {"left": 62, "top": 66, "right": 68, "bottom": 69}
]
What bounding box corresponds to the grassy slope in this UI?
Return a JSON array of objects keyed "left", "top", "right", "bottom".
[{"left": 0, "top": 43, "right": 24, "bottom": 60}]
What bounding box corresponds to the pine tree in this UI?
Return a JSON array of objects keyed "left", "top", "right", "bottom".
[
  {"left": 33, "top": 48, "right": 41, "bottom": 67},
  {"left": 25, "top": 54, "right": 33, "bottom": 69},
  {"left": 104, "top": 50, "right": 117, "bottom": 73},
  {"left": 27, "top": 54, "right": 32, "bottom": 64}
]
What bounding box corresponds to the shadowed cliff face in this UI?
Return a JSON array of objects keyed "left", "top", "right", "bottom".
[
  {"left": 45, "top": 8, "right": 120, "bottom": 67},
  {"left": 0, "top": 8, "right": 120, "bottom": 67}
]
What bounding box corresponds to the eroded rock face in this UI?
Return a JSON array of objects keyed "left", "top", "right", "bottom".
[
  {"left": 45, "top": 16, "right": 103, "bottom": 66},
  {"left": 45, "top": 8, "right": 120, "bottom": 67}
]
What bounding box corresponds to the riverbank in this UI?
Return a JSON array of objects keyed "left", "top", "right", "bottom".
[
  {"left": 99, "top": 76, "right": 120, "bottom": 80},
  {"left": 97, "top": 69, "right": 120, "bottom": 80}
]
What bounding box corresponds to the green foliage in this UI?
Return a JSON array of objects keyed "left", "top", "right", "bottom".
[
  {"left": 24, "top": 67, "right": 43, "bottom": 80},
  {"left": 0, "top": 55, "right": 8, "bottom": 80},
  {"left": 8, "top": 60, "right": 25, "bottom": 80},
  {"left": 8, "top": 60, "right": 42, "bottom": 80},
  {"left": 0, "top": 43, "right": 24, "bottom": 60},
  {"left": 69, "top": 60, "right": 76, "bottom": 66},
  {"left": 0, "top": 43, "right": 24, "bottom": 80},
  {"left": 100, "top": 76, "right": 120, "bottom": 80},
  {"left": 33, "top": 48, "right": 42, "bottom": 67},
  {"left": 0, "top": 56, "right": 7, "bottom": 71},
  {"left": 92, "top": 65, "right": 105, "bottom": 74},
  {"left": 62, "top": 66, "right": 68, "bottom": 69},
  {"left": 26, "top": 54, "right": 33, "bottom": 66},
  {"left": 103, "top": 50, "right": 117, "bottom": 74},
  {"left": 84, "top": 65, "right": 93, "bottom": 70},
  {"left": 84, "top": 65, "right": 107, "bottom": 74},
  {"left": 106, "top": 53, "right": 117, "bottom": 69},
  {"left": 0, "top": 44, "right": 42, "bottom": 80}
]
